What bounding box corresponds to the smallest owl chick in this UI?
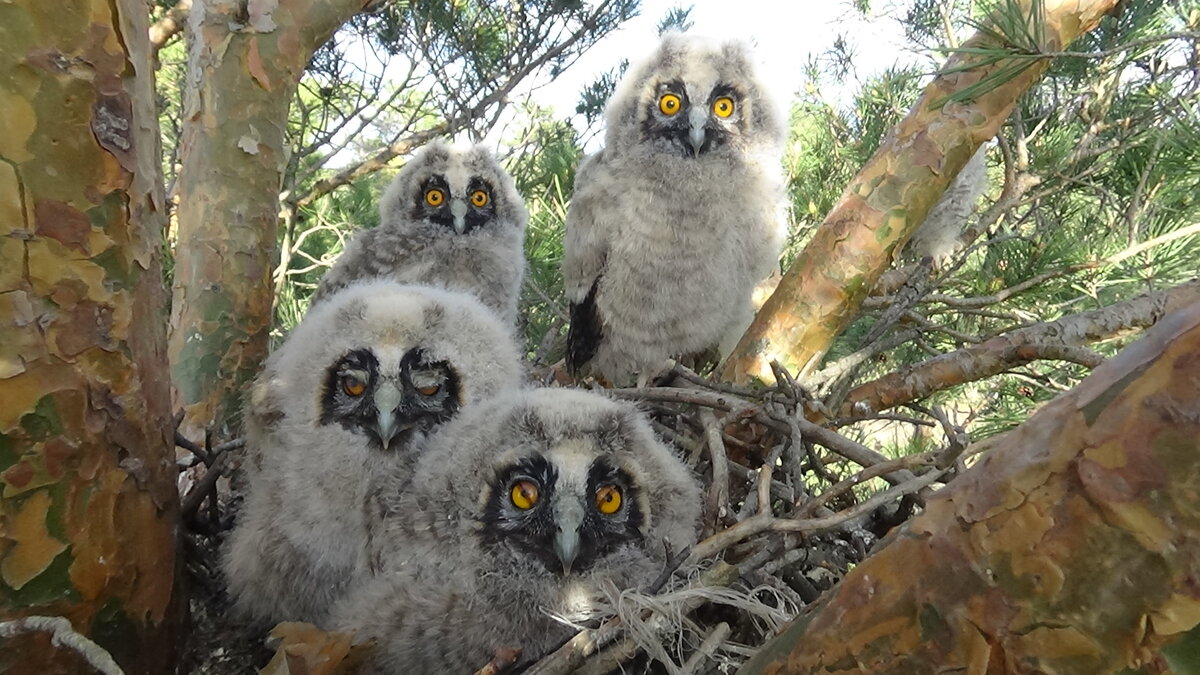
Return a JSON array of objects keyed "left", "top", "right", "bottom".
[
  {"left": 313, "top": 140, "right": 529, "bottom": 325},
  {"left": 335, "top": 388, "right": 703, "bottom": 672},
  {"left": 902, "top": 145, "right": 990, "bottom": 267}
]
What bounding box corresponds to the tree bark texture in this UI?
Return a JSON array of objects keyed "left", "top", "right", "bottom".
[
  {"left": 168, "top": 0, "right": 374, "bottom": 435},
  {"left": 720, "top": 0, "right": 1123, "bottom": 385},
  {"left": 740, "top": 300, "right": 1200, "bottom": 674},
  {"left": 0, "top": 0, "right": 184, "bottom": 672},
  {"left": 841, "top": 279, "right": 1200, "bottom": 418}
]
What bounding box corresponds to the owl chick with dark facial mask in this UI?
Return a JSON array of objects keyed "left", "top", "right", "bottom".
[
  {"left": 312, "top": 140, "right": 528, "bottom": 325},
  {"left": 563, "top": 33, "right": 788, "bottom": 384},
  {"left": 334, "top": 388, "right": 702, "bottom": 672},
  {"left": 223, "top": 280, "right": 523, "bottom": 628}
]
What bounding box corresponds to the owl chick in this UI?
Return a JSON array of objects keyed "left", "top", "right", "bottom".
[
  {"left": 223, "top": 280, "right": 523, "bottom": 628},
  {"left": 902, "top": 145, "right": 990, "bottom": 267},
  {"left": 333, "top": 388, "right": 702, "bottom": 672},
  {"left": 563, "top": 33, "right": 787, "bottom": 383},
  {"left": 313, "top": 140, "right": 529, "bottom": 325}
]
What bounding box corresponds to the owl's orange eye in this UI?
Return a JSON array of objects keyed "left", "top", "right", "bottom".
[
  {"left": 658, "top": 93, "right": 682, "bottom": 116},
  {"left": 511, "top": 480, "right": 540, "bottom": 510},
  {"left": 342, "top": 375, "right": 366, "bottom": 397},
  {"left": 470, "top": 190, "right": 490, "bottom": 207},
  {"left": 425, "top": 188, "right": 445, "bottom": 207},
  {"left": 416, "top": 384, "right": 440, "bottom": 397},
  {"left": 712, "top": 96, "right": 735, "bottom": 118},
  {"left": 595, "top": 484, "right": 622, "bottom": 515}
]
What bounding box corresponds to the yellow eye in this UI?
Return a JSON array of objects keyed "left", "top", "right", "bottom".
[
  {"left": 470, "top": 190, "right": 489, "bottom": 207},
  {"left": 416, "top": 384, "right": 440, "bottom": 397},
  {"left": 424, "top": 188, "right": 445, "bottom": 207},
  {"left": 511, "top": 480, "right": 539, "bottom": 510},
  {"left": 595, "top": 484, "right": 622, "bottom": 515},
  {"left": 658, "top": 93, "right": 682, "bottom": 116},
  {"left": 713, "top": 96, "right": 735, "bottom": 118},
  {"left": 341, "top": 375, "right": 366, "bottom": 397}
]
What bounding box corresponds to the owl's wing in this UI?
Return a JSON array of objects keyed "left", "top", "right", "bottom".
[
  {"left": 562, "top": 152, "right": 612, "bottom": 373},
  {"left": 311, "top": 229, "right": 375, "bottom": 305}
]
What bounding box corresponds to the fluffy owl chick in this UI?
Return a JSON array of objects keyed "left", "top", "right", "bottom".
[
  {"left": 223, "top": 280, "right": 523, "bottom": 628},
  {"left": 333, "top": 388, "right": 702, "bottom": 672},
  {"left": 313, "top": 140, "right": 528, "bottom": 325},
  {"left": 563, "top": 33, "right": 787, "bottom": 383},
  {"left": 902, "top": 145, "right": 990, "bottom": 266}
]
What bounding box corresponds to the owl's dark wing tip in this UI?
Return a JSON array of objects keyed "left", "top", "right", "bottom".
[{"left": 566, "top": 279, "right": 603, "bottom": 375}]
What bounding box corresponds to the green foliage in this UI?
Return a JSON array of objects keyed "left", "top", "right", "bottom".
[
  {"left": 791, "top": 0, "right": 1199, "bottom": 448},
  {"left": 656, "top": 5, "right": 694, "bottom": 35}
]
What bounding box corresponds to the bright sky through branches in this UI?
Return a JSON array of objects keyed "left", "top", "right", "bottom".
[{"left": 536, "top": 0, "right": 926, "bottom": 146}]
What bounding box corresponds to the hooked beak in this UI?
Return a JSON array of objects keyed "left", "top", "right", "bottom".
[
  {"left": 372, "top": 381, "right": 405, "bottom": 450},
  {"left": 554, "top": 506, "right": 583, "bottom": 575},
  {"left": 450, "top": 199, "right": 468, "bottom": 233},
  {"left": 688, "top": 108, "right": 708, "bottom": 156}
]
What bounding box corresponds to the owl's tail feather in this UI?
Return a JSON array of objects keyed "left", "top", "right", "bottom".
[{"left": 566, "top": 278, "right": 604, "bottom": 375}]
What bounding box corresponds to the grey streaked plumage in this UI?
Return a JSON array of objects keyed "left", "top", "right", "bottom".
[
  {"left": 902, "top": 145, "right": 990, "bottom": 266},
  {"left": 563, "top": 33, "right": 787, "bottom": 382},
  {"left": 223, "top": 280, "right": 523, "bottom": 628},
  {"left": 333, "top": 388, "right": 702, "bottom": 672},
  {"left": 313, "top": 140, "right": 528, "bottom": 325}
]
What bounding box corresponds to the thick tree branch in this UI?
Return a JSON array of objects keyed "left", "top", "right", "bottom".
[
  {"left": 721, "top": 0, "right": 1123, "bottom": 384},
  {"left": 840, "top": 278, "right": 1200, "bottom": 418},
  {"left": 741, "top": 301, "right": 1200, "bottom": 673}
]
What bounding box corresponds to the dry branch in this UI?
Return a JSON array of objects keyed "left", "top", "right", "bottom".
[
  {"left": 720, "top": 0, "right": 1123, "bottom": 385},
  {"left": 841, "top": 278, "right": 1200, "bottom": 417},
  {"left": 740, "top": 301, "right": 1200, "bottom": 673}
]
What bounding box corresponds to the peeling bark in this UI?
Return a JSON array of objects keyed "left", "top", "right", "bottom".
[
  {"left": 168, "top": 0, "right": 375, "bottom": 435},
  {"left": 842, "top": 279, "right": 1200, "bottom": 418},
  {"left": 720, "top": 0, "right": 1123, "bottom": 385},
  {"left": 741, "top": 302, "right": 1200, "bottom": 674},
  {"left": 0, "top": 0, "right": 183, "bottom": 671}
]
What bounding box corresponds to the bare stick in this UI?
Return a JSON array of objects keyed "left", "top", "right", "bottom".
[
  {"left": 700, "top": 409, "right": 730, "bottom": 534},
  {"left": 0, "top": 616, "right": 124, "bottom": 675}
]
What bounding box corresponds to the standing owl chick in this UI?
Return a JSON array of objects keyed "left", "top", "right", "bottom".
[
  {"left": 333, "top": 388, "right": 702, "bottom": 672},
  {"left": 313, "top": 140, "right": 529, "bottom": 325},
  {"left": 563, "top": 33, "right": 787, "bottom": 383},
  {"left": 224, "top": 280, "right": 523, "bottom": 628}
]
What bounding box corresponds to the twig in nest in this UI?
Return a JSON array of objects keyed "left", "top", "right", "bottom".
[
  {"left": 0, "top": 616, "right": 125, "bottom": 675},
  {"left": 472, "top": 647, "right": 521, "bottom": 675},
  {"left": 699, "top": 409, "right": 729, "bottom": 535},
  {"left": 669, "top": 361, "right": 758, "bottom": 398},
  {"left": 908, "top": 404, "right": 970, "bottom": 469},
  {"left": 685, "top": 469, "right": 946, "bottom": 565},
  {"left": 182, "top": 451, "right": 232, "bottom": 521},
  {"left": 175, "top": 430, "right": 209, "bottom": 465},
  {"left": 794, "top": 451, "right": 939, "bottom": 518},
  {"left": 679, "top": 622, "right": 731, "bottom": 675}
]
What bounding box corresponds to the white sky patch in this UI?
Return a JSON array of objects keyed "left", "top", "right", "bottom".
[
  {"left": 528, "top": 0, "right": 928, "bottom": 150},
  {"left": 326, "top": 1, "right": 931, "bottom": 165}
]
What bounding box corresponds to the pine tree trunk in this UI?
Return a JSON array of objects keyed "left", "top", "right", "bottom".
[
  {"left": 0, "top": 1, "right": 184, "bottom": 671},
  {"left": 720, "top": 0, "right": 1122, "bottom": 385},
  {"left": 168, "top": 0, "right": 375, "bottom": 436},
  {"left": 740, "top": 302, "right": 1200, "bottom": 674}
]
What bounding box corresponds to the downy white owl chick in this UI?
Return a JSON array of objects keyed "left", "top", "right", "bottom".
[
  {"left": 223, "top": 280, "right": 523, "bottom": 628},
  {"left": 563, "top": 33, "right": 787, "bottom": 383},
  {"left": 313, "top": 140, "right": 529, "bottom": 325},
  {"left": 334, "top": 388, "right": 702, "bottom": 672},
  {"left": 902, "top": 145, "right": 989, "bottom": 266}
]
